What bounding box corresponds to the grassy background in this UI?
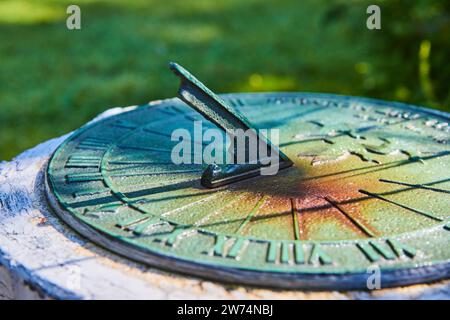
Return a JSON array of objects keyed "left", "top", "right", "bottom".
[{"left": 1, "top": 0, "right": 449, "bottom": 160}]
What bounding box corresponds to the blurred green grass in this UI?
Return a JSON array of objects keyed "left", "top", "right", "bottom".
[{"left": 1, "top": 0, "right": 449, "bottom": 160}]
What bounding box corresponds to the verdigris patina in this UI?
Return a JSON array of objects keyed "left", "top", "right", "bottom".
[{"left": 44, "top": 64, "right": 450, "bottom": 290}]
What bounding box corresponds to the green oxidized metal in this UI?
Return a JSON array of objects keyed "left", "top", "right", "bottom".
[{"left": 46, "top": 93, "right": 450, "bottom": 290}]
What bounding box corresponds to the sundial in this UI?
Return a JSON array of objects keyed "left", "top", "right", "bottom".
[{"left": 45, "top": 63, "right": 450, "bottom": 290}]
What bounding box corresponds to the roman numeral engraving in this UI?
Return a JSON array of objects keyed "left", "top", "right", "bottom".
[
  {"left": 357, "top": 239, "right": 416, "bottom": 262},
  {"left": 83, "top": 202, "right": 123, "bottom": 217},
  {"left": 388, "top": 239, "right": 416, "bottom": 258},
  {"left": 266, "top": 241, "right": 305, "bottom": 265},
  {"left": 116, "top": 216, "right": 165, "bottom": 235},
  {"left": 108, "top": 168, "right": 202, "bottom": 178},
  {"left": 266, "top": 97, "right": 308, "bottom": 105},
  {"left": 110, "top": 119, "right": 138, "bottom": 130},
  {"left": 117, "top": 216, "right": 194, "bottom": 247},
  {"left": 118, "top": 145, "right": 173, "bottom": 153},
  {"left": 142, "top": 128, "right": 172, "bottom": 138},
  {"left": 267, "top": 241, "right": 289, "bottom": 264},
  {"left": 309, "top": 244, "right": 332, "bottom": 265},
  {"left": 308, "top": 120, "right": 324, "bottom": 127},
  {"left": 169, "top": 105, "right": 187, "bottom": 114},
  {"left": 133, "top": 217, "right": 164, "bottom": 235},
  {"left": 72, "top": 188, "right": 110, "bottom": 198},
  {"left": 66, "top": 172, "right": 103, "bottom": 183},
  {"left": 108, "top": 160, "right": 173, "bottom": 166},
  {"left": 156, "top": 108, "right": 177, "bottom": 116},
  {"left": 227, "top": 98, "right": 245, "bottom": 107},
  {"left": 153, "top": 225, "right": 195, "bottom": 247},
  {"left": 291, "top": 198, "right": 302, "bottom": 240},
  {"left": 66, "top": 155, "right": 102, "bottom": 168},
  {"left": 77, "top": 137, "right": 112, "bottom": 150},
  {"left": 209, "top": 235, "right": 247, "bottom": 259}
]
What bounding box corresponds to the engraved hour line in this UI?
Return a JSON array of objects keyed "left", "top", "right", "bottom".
[
  {"left": 290, "top": 198, "right": 302, "bottom": 240},
  {"left": 77, "top": 137, "right": 113, "bottom": 150},
  {"left": 304, "top": 151, "right": 450, "bottom": 184},
  {"left": 142, "top": 128, "right": 212, "bottom": 147},
  {"left": 121, "top": 188, "right": 218, "bottom": 217},
  {"left": 324, "top": 196, "right": 375, "bottom": 237},
  {"left": 66, "top": 155, "right": 101, "bottom": 168},
  {"left": 265, "top": 97, "right": 335, "bottom": 106},
  {"left": 140, "top": 191, "right": 221, "bottom": 218},
  {"left": 235, "top": 195, "right": 266, "bottom": 234},
  {"left": 142, "top": 128, "right": 174, "bottom": 138},
  {"left": 110, "top": 112, "right": 180, "bottom": 130},
  {"left": 252, "top": 180, "right": 445, "bottom": 217},
  {"left": 108, "top": 160, "right": 175, "bottom": 165},
  {"left": 168, "top": 105, "right": 188, "bottom": 114},
  {"left": 106, "top": 162, "right": 201, "bottom": 172},
  {"left": 359, "top": 189, "right": 443, "bottom": 222},
  {"left": 123, "top": 192, "right": 243, "bottom": 239},
  {"left": 118, "top": 177, "right": 200, "bottom": 190},
  {"left": 194, "top": 192, "right": 248, "bottom": 228},
  {"left": 156, "top": 107, "right": 196, "bottom": 119},
  {"left": 116, "top": 192, "right": 224, "bottom": 229},
  {"left": 66, "top": 169, "right": 202, "bottom": 183},
  {"left": 110, "top": 120, "right": 139, "bottom": 130},
  {"left": 118, "top": 145, "right": 204, "bottom": 157},
  {"left": 379, "top": 178, "right": 450, "bottom": 194},
  {"left": 155, "top": 226, "right": 198, "bottom": 247},
  {"left": 77, "top": 138, "right": 177, "bottom": 154},
  {"left": 160, "top": 192, "right": 223, "bottom": 218},
  {"left": 117, "top": 145, "right": 174, "bottom": 153},
  {"left": 156, "top": 108, "right": 177, "bottom": 116},
  {"left": 308, "top": 120, "right": 324, "bottom": 127},
  {"left": 108, "top": 169, "right": 203, "bottom": 178}
]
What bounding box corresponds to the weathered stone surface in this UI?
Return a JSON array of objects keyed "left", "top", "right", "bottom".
[{"left": 0, "top": 107, "right": 448, "bottom": 299}]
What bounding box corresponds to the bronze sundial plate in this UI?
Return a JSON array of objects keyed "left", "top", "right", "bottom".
[{"left": 45, "top": 93, "right": 450, "bottom": 290}]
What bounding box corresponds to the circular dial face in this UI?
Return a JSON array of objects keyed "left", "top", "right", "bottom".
[{"left": 46, "top": 93, "right": 450, "bottom": 290}]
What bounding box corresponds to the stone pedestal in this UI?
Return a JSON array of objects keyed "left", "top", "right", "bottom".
[{"left": 1, "top": 108, "right": 448, "bottom": 299}]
